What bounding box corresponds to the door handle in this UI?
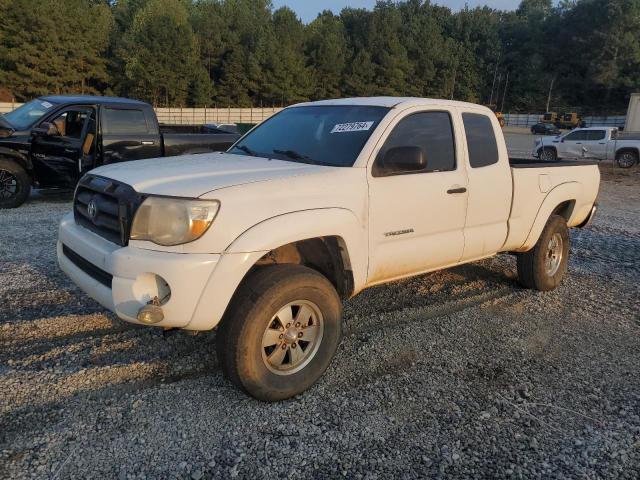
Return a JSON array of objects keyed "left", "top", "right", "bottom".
[
  {"left": 575, "top": 142, "right": 582, "bottom": 144},
  {"left": 447, "top": 187, "right": 467, "bottom": 194},
  {"left": 141, "top": 140, "right": 155, "bottom": 145}
]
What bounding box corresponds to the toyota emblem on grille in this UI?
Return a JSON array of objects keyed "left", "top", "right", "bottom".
[{"left": 87, "top": 199, "right": 98, "bottom": 220}]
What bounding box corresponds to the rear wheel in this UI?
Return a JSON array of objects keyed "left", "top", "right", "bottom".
[
  {"left": 0, "top": 159, "right": 31, "bottom": 208},
  {"left": 539, "top": 147, "right": 557, "bottom": 162},
  {"left": 216, "top": 264, "right": 342, "bottom": 401},
  {"left": 517, "top": 214, "right": 570, "bottom": 291},
  {"left": 616, "top": 150, "right": 638, "bottom": 169}
]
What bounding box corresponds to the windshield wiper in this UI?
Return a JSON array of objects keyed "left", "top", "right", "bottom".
[
  {"left": 273, "top": 149, "right": 335, "bottom": 166},
  {"left": 235, "top": 144, "right": 258, "bottom": 156}
]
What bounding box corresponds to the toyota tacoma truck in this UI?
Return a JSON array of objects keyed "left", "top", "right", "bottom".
[
  {"left": 57, "top": 97, "right": 600, "bottom": 401},
  {"left": 533, "top": 126, "right": 640, "bottom": 168},
  {"left": 0, "top": 96, "right": 239, "bottom": 208}
]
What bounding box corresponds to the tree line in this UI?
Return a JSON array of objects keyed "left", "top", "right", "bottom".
[{"left": 0, "top": 0, "right": 638, "bottom": 113}]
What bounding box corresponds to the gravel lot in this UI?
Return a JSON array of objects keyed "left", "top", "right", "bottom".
[{"left": 1, "top": 143, "right": 639, "bottom": 478}]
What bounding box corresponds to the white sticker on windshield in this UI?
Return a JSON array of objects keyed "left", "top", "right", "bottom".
[
  {"left": 40, "top": 101, "right": 53, "bottom": 109},
  {"left": 331, "top": 121, "right": 374, "bottom": 133}
]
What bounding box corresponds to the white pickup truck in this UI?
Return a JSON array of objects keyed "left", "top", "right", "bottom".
[
  {"left": 534, "top": 126, "right": 640, "bottom": 168},
  {"left": 58, "top": 97, "right": 599, "bottom": 401}
]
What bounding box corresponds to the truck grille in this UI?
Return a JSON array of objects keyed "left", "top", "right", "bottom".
[{"left": 74, "top": 175, "right": 142, "bottom": 246}]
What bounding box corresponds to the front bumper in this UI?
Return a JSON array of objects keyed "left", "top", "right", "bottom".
[{"left": 57, "top": 213, "right": 247, "bottom": 330}]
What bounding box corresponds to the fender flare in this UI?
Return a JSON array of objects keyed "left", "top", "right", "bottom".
[
  {"left": 226, "top": 207, "right": 367, "bottom": 289},
  {"left": 0, "top": 146, "right": 32, "bottom": 171},
  {"left": 518, "top": 182, "right": 582, "bottom": 251},
  {"left": 185, "top": 208, "right": 367, "bottom": 331}
]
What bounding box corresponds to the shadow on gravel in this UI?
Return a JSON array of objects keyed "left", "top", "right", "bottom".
[{"left": 25, "top": 189, "right": 74, "bottom": 205}]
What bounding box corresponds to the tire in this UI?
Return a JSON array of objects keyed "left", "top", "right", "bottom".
[
  {"left": 539, "top": 147, "right": 557, "bottom": 162},
  {"left": 0, "top": 158, "right": 31, "bottom": 208},
  {"left": 616, "top": 150, "right": 638, "bottom": 169},
  {"left": 216, "top": 264, "right": 342, "bottom": 401},
  {"left": 517, "top": 214, "right": 570, "bottom": 291}
]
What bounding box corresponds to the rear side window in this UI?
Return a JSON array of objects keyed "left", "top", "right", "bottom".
[
  {"left": 587, "top": 130, "right": 606, "bottom": 141},
  {"left": 462, "top": 113, "right": 499, "bottom": 168},
  {"left": 376, "top": 111, "right": 456, "bottom": 173},
  {"left": 102, "top": 108, "right": 149, "bottom": 135}
]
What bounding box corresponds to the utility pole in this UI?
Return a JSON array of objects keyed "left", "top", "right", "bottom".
[
  {"left": 489, "top": 52, "right": 500, "bottom": 105},
  {"left": 546, "top": 74, "right": 556, "bottom": 112},
  {"left": 501, "top": 70, "right": 509, "bottom": 112}
]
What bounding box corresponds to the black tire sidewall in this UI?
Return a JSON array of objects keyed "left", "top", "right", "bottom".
[
  {"left": 228, "top": 266, "right": 342, "bottom": 401},
  {"left": 0, "top": 159, "right": 31, "bottom": 208},
  {"left": 532, "top": 215, "right": 570, "bottom": 291},
  {"left": 616, "top": 152, "right": 638, "bottom": 169},
  {"left": 542, "top": 147, "right": 557, "bottom": 161}
]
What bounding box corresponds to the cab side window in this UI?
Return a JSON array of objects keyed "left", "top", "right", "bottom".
[
  {"left": 103, "top": 108, "right": 149, "bottom": 135},
  {"left": 586, "top": 130, "right": 606, "bottom": 141},
  {"left": 49, "top": 110, "right": 89, "bottom": 139},
  {"left": 373, "top": 111, "right": 456, "bottom": 177},
  {"left": 462, "top": 113, "right": 499, "bottom": 168}
]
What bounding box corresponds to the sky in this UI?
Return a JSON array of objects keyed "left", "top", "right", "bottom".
[{"left": 271, "top": 0, "right": 522, "bottom": 23}]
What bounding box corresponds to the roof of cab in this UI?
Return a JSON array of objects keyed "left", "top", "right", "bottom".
[
  {"left": 291, "top": 96, "right": 490, "bottom": 110},
  {"left": 40, "top": 95, "right": 150, "bottom": 106}
]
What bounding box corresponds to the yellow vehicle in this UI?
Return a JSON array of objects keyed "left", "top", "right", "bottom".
[
  {"left": 558, "top": 112, "right": 584, "bottom": 129},
  {"left": 542, "top": 112, "right": 558, "bottom": 124}
]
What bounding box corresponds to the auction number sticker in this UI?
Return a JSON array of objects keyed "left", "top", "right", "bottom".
[{"left": 331, "top": 121, "right": 374, "bottom": 133}]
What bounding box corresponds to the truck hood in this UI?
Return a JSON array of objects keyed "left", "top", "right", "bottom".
[{"left": 89, "top": 153, "right": 330, "bottom": 197}]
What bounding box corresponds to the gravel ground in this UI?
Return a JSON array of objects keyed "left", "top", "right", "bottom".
[{"left": 1, "top": 158, "right": 639, "bottom": 478}]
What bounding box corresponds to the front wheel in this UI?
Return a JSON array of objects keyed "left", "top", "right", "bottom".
[
  {"left": 0, "top": 159, "right": 31, "bottom": 208},
  {"left": 216, "top": 264, "right": 342, "bottom": 401},
  {"left": 616, "top": 151, "right": 638, "bottom": 169},
  {"left": 517, "top": 214, "right": 570, "bottom": 291},
  {"left": 539, "top": 147, "right": 557, "bottom": 162}
]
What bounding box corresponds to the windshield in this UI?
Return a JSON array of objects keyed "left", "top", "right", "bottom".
[
  {"left": 229, "top": 105, "right": 389, "bottom": 167},
  {"left": 2, "top": 99, "right": 58, "bottom": 130}
]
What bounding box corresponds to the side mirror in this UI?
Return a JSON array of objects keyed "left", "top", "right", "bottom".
[
  {"left": 376, "top": 146, "right": 426, "bottom": 176},
  {"left": 32, "top": 122, "right": 59, "bottom": 137}
]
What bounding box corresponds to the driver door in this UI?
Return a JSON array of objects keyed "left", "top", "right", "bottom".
[
  {"left": 367, "top": 108, "right": 468, "bottom": 284},
  {"left": 30, "top": 106, "right": 93, "bottom": 187},
  {"left": 559, "top": 130, "right": 588, "bottom": 159}
]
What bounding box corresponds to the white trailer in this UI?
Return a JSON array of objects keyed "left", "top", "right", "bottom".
[{"left": 624, "top": 93, "right": 640, "bottom": 132}]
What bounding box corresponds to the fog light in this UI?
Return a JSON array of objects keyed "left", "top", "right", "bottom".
[{"left": 137, "top": 302, "right": 164, "bottom": 324}]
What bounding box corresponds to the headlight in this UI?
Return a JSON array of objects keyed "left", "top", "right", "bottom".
[{"left": 130, "top": 197, "right": 220, "bottom": 246}]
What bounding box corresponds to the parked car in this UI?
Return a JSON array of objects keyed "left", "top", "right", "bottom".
[
  {"left": 533, "top": 126, "right": 640, "bottom": 167},
  {"left": 0, "top": 96, "right": 240, "bottom": 208},
  {"left": 531, "top": 122, "right": 560, "bottom": 135},
  {"left": 57, "top": 97, "right": 600, "bottom": 401}
]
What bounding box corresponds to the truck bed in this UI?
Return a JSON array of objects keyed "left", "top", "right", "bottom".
[
  {"left": 502, "top": 160, "right": 600, "bottom": 252},
  {"left": 162, "top": 133, "right": 240, "bottom": 157}
]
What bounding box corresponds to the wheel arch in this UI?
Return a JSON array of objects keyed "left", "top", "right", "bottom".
[
  {"left": 0, "top": 146, "right": 32, "bottom": 173},
  {"left": 185, "top": 208, "right": 367, "bottom": 331},
  {"left": 615, "top": 146, "right": 639, "bottom": 159},
  {"left": 516, "top": 182, "right": 581, "bottom": 252}
]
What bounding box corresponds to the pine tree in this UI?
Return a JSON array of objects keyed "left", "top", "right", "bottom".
[
  {"left": 305, "top": 11, "right": 347, "bottom": 99},
  {"left": 0, "top": 0, "right": 112, "bottom": 100},
  {"left": 122, "top": 0, "right": 200, "bottom": 105}
]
